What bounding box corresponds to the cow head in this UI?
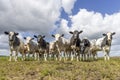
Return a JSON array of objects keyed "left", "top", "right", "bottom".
[
  {"left": 34, "top": 35, "right": 45, "bottom": 43},
  {"left": 24, "top": 36, "right": 34, "bottom": 45},
  {"left": 103, "top": 32, "right": 116, "bottom": 42},
  {"left": 69, "top": 30, "right": 83, "bottom": 45},
  {"left": 52, "top": 34, "right": 64, "bottom": 42},
  {"left": 4, "top": 31, "right": 19, "bottom": 42},
  {"left": 69, "top": 30, "right": 83, "bottom": 40}
]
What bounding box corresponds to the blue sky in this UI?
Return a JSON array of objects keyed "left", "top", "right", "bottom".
[
  {"left": 61, "top": 0, "right": 120, "bottom": 20},
  {"left": 73, "top": 0, "right": 120, "bottom": 14},
  {"left": 0, "top": 0, "right": 120, "bottom": 56}
]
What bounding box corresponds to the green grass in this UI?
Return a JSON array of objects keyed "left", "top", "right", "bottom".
[{"left": 0, "top": 56, "right": 120, "bottom": 80}]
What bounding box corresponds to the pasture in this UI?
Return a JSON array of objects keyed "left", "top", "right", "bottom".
[{"left": 0, "top": 56, "right": 120, "bottom": 80}]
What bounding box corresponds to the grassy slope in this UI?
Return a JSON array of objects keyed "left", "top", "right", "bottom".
[{"left": 0, "top": 56, "right": 120, "bottom": 80}]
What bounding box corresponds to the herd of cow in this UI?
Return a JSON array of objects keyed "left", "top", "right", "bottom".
[{"left": 4, "top": 30, "right": 116, "bottom": 61}]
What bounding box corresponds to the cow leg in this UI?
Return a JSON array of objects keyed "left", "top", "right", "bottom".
[
  {"left": 57, "top": 49, "right": 62, "bottom": 61},
  {"left": 21, "top": 52, "right": 26, "bottom": 61},
  {"left": 65, "top": 52, "right": 68, "bottom": 61},
  {"left": 9, "top": 50, "right": 12, "bottom": 61},
  {"left": 80, "top": 54, "right": 82, "bottom": 61},
  {"left": 95, "top": 52, "right": 98, "bottom": 60},
  {"left": 107, "top": 51, "right": 110, "bottom": 61},
  {"left": 76, "top": 52, "right": 80, "bottom": 61},
  {"left": 104, "top": 52, "right": 107, "bottom": 61},
  {"left": 34, "top": 53, "right": 37, "bottom": 60},
  {"left": 55, "top": 54, "right": 58, "bottom": 61},
  {"left": 37, "top": 53, "right": 40, "bottom": 61},
  {"left": 28, "top": 53, "right": 30, "bottom": 59},
  {"left": 14, "top": 51, "right": 18, "bottom": 61},
  {"left": 71, "top": 51, "right": 74, "bottom": 61},
  {"left": 22, "top": 53, "right": 24, "bottom": 61},
  {"left": 44, "top": 51, "right": 47, "bottom": 61},
  {"left": 23, "top": 54, "right": 26, "bottom": 61},
  {"left": 82, "top": 54, "right": 85, "bottom": 61},
  {"left": 59, "top": 52, "right": 62, "bottom": 61}
]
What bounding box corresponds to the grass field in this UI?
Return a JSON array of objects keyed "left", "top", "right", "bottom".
[{"left": 0, "top": 56, "right": 120, "bottom": 80}]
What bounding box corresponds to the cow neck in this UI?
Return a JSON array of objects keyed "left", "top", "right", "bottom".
[
  {"left": 70, "top": 36, "right": 81, "bottom": 47},
  {"left": 102, "top": 37, "right": 111, "bottom": 47},
  {"left": 9, "top": 36, "right": 20, "bottom": 47},
  {"left": 57, "top": 37, "right": 63, "bottom": 45},
  {"left": 38, "top": 39, "right": 46, "bottom": 49},
  {"left": 75, "top": 38, "right": 81, "bottom": 47}
]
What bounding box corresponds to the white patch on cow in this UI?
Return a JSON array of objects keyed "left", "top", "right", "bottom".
[
  {"left": 9, "top": 32, "right": 14, "bottom": 35},
  {"left": 96, "top": 37, "right": 105, "bottom": 49},
  {"left": 54, "top": 34, "right": 61, "bottom": 41},
  {"left": 25, "top": 36, "right": 32, "bottom": 44},
  {"left": 106, "top": 32, "right": 112, "bottom": 41},
  {"left": 9, "top": 32, "right": 14, "bottom": 39}
]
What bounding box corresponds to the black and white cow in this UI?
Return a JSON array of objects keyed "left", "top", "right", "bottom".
[
  {"left": 90, "top": 32, "right": 116, "bottom": 61},
  {"left": 24, "top": 36, "right": 39, "bottom": 60},
  {"left": 52, "top": 34, "right": 71, "bottom": 61},
  {"left": 4, "top": 31, "right": 26, "bottom": 61},
  {"left": 34, "top": 35, "right": 49, "bottom": 61},
  {"left": 49, "top": 41, "right": 59, "bottom": 60},
  {"left": 89, "top": 39, "right": 98, "bottom": 60},
  {"left": 69, "top": 30, "right": 83, "bottom": 61},
  {"left": 81, "top": 38, "right": 91, "bottom": 61}
]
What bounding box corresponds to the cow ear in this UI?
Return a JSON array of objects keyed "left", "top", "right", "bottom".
[
  {"left": 4, "top": 31, "right": 9, "bottom": 35},
  {"left": 52, "top": 35, "right": 55, "bottom": 37},
  {"left": 61, "top": 34, "right": 64, "bottom": 37},
  {"left": 15, "top": 32, "right": 19, "bottom": 35},
  {"left": 69, "top": 31, "right": 73, "bottom": 34},
  {"left": 79, "top": 30, "right": 83, "bottom": 34},
  {"left": 43, "top": 35, "right": 45, "bottom": 38},
  {"left": 112, "top": 32, "right": 116, "bottom": 35},
  {"left": 34, "top": 35, "right": 38, "bottom": 38},
  {"left": 24, "top": 37, "right": 26, "bottom": 39},
  {"left": 103, "top": 33, "right": 106, "bottom": 36}
]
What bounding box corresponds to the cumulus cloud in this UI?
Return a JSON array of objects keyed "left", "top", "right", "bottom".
[
  {"left": 0, "top": 0, "right": 61, "bottom": 34},
  {"left": 61, "top": 0, "right": 77, "bottom": 14}
]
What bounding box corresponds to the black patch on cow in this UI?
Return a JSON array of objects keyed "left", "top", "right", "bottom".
[
  {"left": 101, "top": 36, "right": 112, "bottom": 47},
  {"left": 36, "top": 35, "right": 48, "bottom": 49},
  {"left": 9, "top": 34, "right": 20, "bottom": 48},
  {"left": 81, "top": 39, "right": 90, "bottom": 54},
  {"left": 82, "top": 39, "right": 90, "bottom": 47}
]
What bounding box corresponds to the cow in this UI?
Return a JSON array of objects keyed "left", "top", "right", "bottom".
[
  {"left": 52, "top": 34, "right": 71, "bottom": 61},
  {"left": 34, "top": 35, "right": 49, "bottom": 61},
  {"left": 69, "top": 30, "right": 83, "bottom": 61},
  {"left": 90, "top": 32, "right": 116, "bottom": 61},
  {"left": 24, "top": 36, "right": 39, "bottom": 60},
  {"left": 89, "top": 39, "right": 98, "bottom": 60},
  {"left": 4, "top": 31, "right": 26, "bottom": 61},
  {"left": 80, "top": 38, "right": 91, "bottom": 61},
  {"left": 49, "top": 41, "right": 58, "bottom": 60}
]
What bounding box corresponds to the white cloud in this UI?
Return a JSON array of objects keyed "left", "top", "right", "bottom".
[
  {"left": 0, "top": 0, "right": 61, "bottom": 34},
  {"left": 61, "top": 0, "right": 77, "bottom": 14}
]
